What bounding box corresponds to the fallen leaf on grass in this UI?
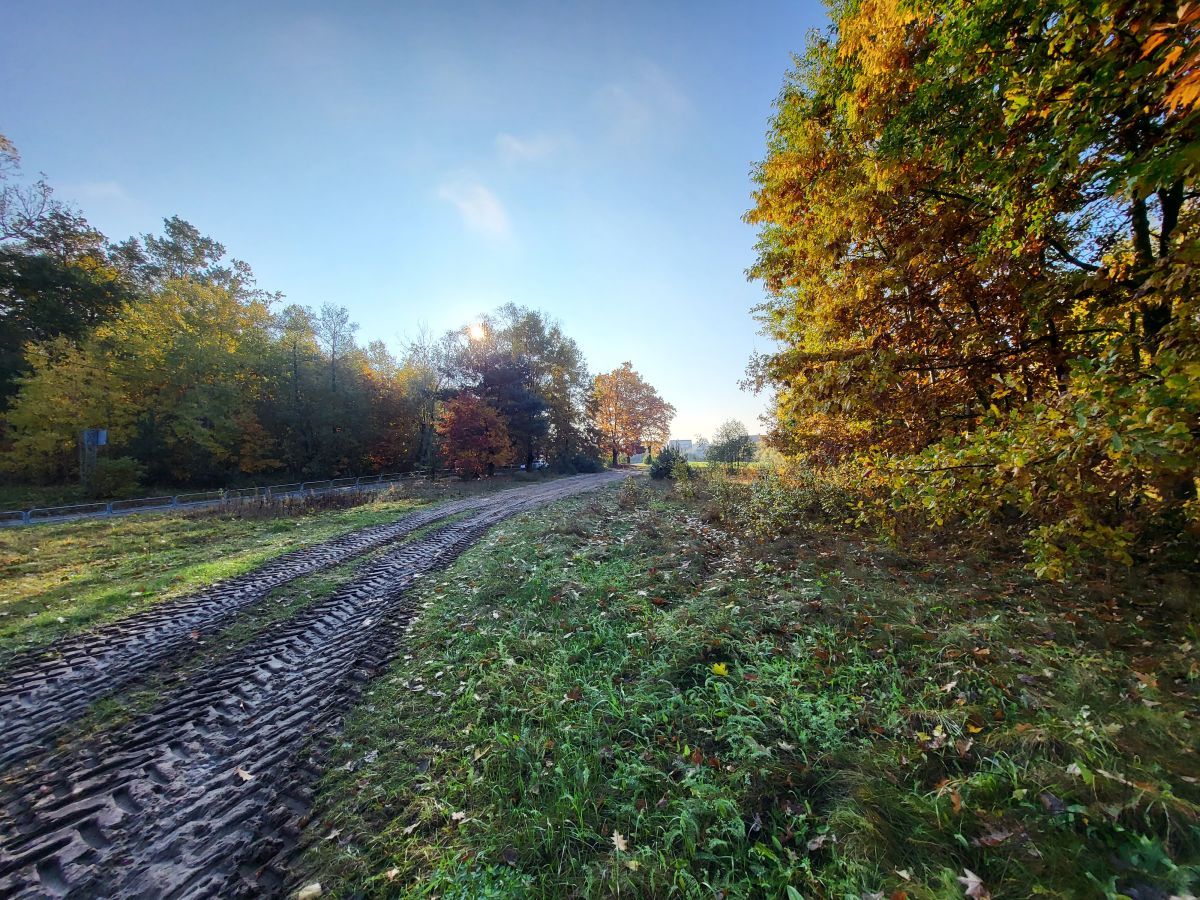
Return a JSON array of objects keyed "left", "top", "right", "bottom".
[
  {"left": 1039, "top": 791, "right": 1066, "bottom": 814},
  {"left": 711, "top": 663, "right": 729, "bottom": 677},
  {"left": 385, "top": 868, "right": 400, "bottom": 881},
  {"left": 957, "top": 869, "right": 990, "bottom": 899},
  {"left": 973, "top": 825, "right": 1021, "bottom": 847},
  {"left": 806, "top": 832, "right": 836, "bottom": 851},
  {"left": 611, "top": 830, "right": 629, "bottom": 852}
]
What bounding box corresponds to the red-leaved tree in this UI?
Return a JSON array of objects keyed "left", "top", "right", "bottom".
[{"left": 435, "top": 395, "right": 515, "bottom": 478}]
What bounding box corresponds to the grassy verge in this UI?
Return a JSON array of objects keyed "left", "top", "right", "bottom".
[
  {"left": 0, "top": 495, "right": 424, "bottom": 662},
  {"left": 300, "top": 480, "right": 1199, "bottom": 899}
]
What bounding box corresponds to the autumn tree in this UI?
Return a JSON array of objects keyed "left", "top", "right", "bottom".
[
  {"left": 591, "top": 362, "right": 675, "bottom": 467},
  {"left": 4, "top": 280, "right": 276, "bottom": 483},
  {"left": 748, "top": 0, "right": 1199, "bottom": 576},
  {"left": 435, "top": 394, "right": 514, "bottom": 478},
  {"left": 449, "top": 305, "right": 592, "bottom": 470}
]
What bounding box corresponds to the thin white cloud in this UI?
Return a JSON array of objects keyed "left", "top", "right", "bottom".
[
  {"left": 438, "top": 178, "right": 512, "bottom": 239},
  {"left": 594, "top": 62, "right": 690, "bottom": 146},
  {"left": 64, "top": 180, "right": 131, "bottom": 204},
  {"left": 495, "top": 132, "right": 572, "bottom": 164}
]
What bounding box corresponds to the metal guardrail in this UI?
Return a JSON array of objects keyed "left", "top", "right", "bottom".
[{"left": 1, "top": 470, "right": 429, "bottom": 527}]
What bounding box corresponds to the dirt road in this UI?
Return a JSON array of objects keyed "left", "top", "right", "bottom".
[{"left": 0, "top": 471, "right": 623, "bottom": 897}]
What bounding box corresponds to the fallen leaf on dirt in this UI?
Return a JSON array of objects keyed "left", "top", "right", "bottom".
[
  {"left": 957, "top": 869, "right": 990, "bottom": 899},
  {"left": 612, "top": 830, "right": 629, "bottom": 852},
  {"left": 234, "top": 766, "right": 253, "bottom": 782}
]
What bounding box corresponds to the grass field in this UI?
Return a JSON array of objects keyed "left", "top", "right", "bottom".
[{"left": 298, "top": 478, "right": 1200, "bottom": 899}]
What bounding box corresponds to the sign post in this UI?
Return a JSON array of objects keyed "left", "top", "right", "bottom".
[{"left": 79, "top": 427, "right": 108, "bottom": 492}]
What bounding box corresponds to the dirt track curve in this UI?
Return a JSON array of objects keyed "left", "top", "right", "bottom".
[{"left": 0, "top": 471, "right": 623, "bottom": 898}]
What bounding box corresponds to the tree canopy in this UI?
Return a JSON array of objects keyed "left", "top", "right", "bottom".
[
  {"left": 747, "top": 0, "right": 1199, "bottom": 576},
  {"left": 0, "top": 141, "right": 627, "bottom": 493}
]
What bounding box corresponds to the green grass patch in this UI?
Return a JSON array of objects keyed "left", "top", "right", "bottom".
[
  {"left": 0, "top": 496, "right": 426, "bottom": 662},
  {"left": 299, "top": 482, "right": 1200, "bottom": 898}
]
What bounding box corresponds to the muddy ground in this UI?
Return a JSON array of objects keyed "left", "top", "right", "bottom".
[{"left": 0, "top": 472, "right": 623, "bottom": 897}]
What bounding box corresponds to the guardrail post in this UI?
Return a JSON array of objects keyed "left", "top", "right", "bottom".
[
  {"left": 105, "top": 502, "right": 113, "bottom": 516},
  {"left": 22, "top": 510, "right": 30, "bottom": 524}
]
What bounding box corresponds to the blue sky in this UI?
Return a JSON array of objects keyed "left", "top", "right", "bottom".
[{"left": 1, "top": 1, "right": 828, "bottom": 440}]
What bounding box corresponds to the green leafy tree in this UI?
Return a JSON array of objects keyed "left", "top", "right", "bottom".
[{"left": 708, "top": 419, "right": 756, "bottom": 466}]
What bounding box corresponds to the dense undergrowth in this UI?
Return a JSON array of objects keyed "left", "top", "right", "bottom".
[{"left": 298, "top": 477, "right": 1200, "bottom": 898}]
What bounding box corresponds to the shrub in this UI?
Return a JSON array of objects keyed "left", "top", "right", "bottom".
[
  {"left": 703, "top": 462, "right": 861, "bottom": 541},
  {"left": 649, "top": 447, "right": 684, "bottom": 480},
  {"left": 87, "top": 456, "right": 145, "bottom": 499},
  {"left": 553, "top": 453, "right": 604, "bottom": 475},
  {"left": 617, "top": 477, "right": 644, "bottom": 509}
]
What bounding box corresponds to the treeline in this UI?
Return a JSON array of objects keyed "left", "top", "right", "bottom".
[
  {"left": 0, "top": 137, "right": 672, "bottom": 492},
  {"left": 748, "top": 1, "right": 1198, "bottom": 577}
]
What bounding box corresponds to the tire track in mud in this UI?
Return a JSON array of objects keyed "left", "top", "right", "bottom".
[
  {"left": 0, "top": 489, "right": 531, "bottom": 771},
  {"left": 0, "top": 472, "right": 623, "bottom": 898}
]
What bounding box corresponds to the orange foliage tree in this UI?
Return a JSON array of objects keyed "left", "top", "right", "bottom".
[
  {"left": 590, "top": 362, "right": 675, "bottom": 466},
  {"left": 435, "top": 394, "right": 515, "bottom": 478}
]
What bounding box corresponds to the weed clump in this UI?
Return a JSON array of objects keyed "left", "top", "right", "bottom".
[{"left": 617, "top": 476, "right": 644, "bottom": 509}]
